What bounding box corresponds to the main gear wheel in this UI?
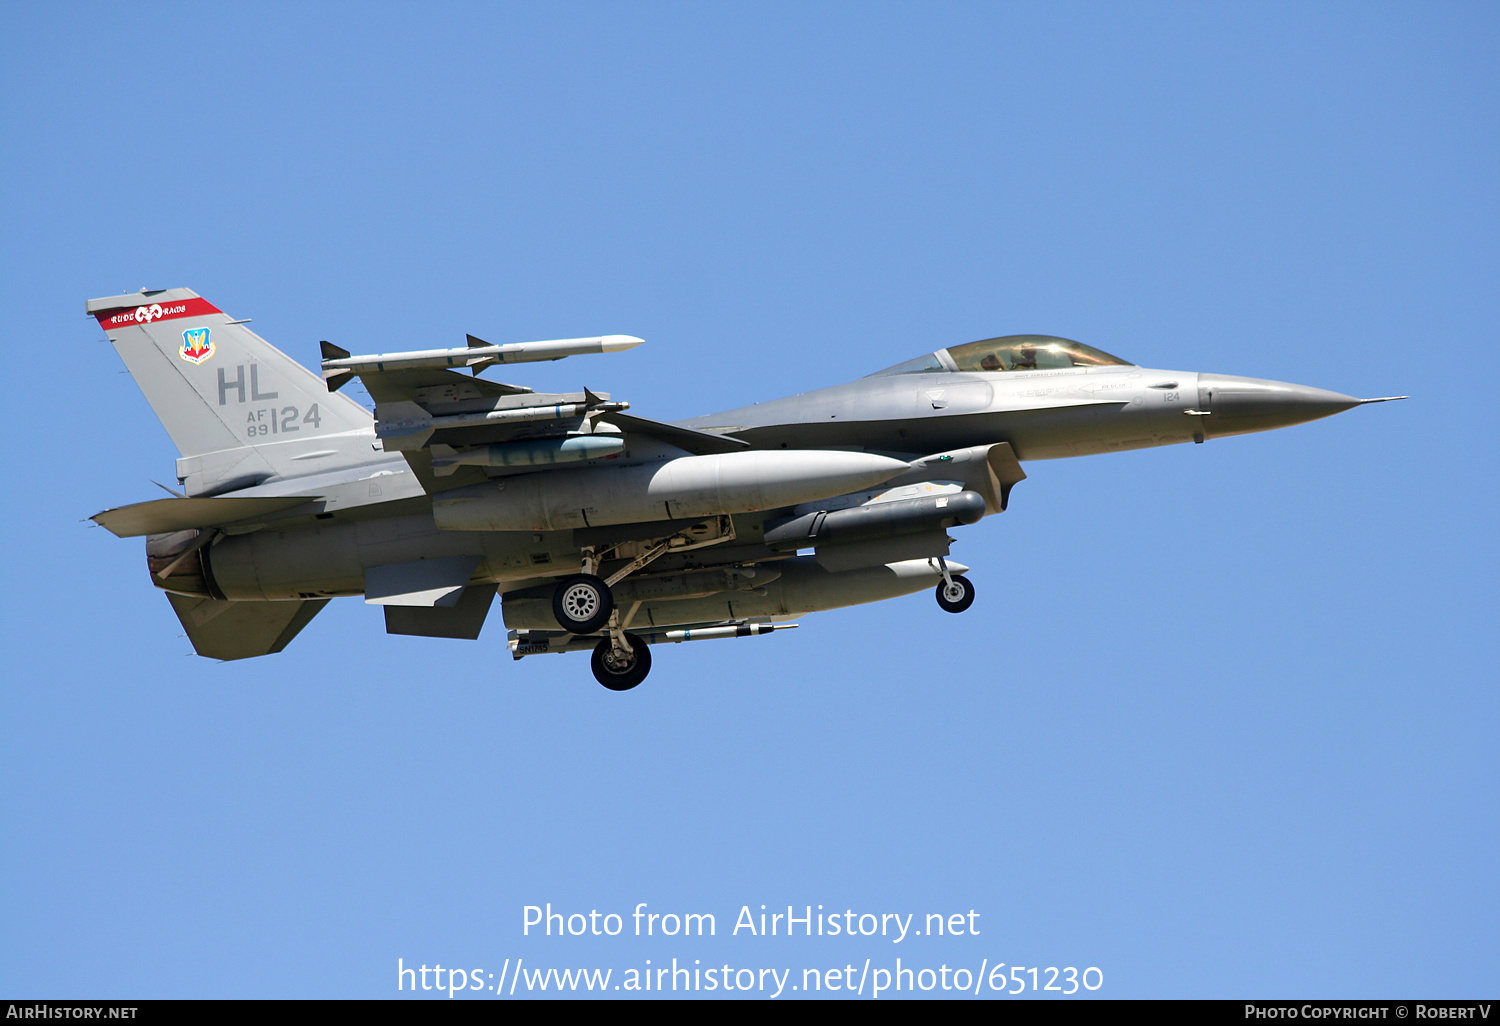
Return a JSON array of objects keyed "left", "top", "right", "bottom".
[
  {"left": 552, "top": 574, "right": 614, "bottom": 634},
  {"left": 591, "top": 634, "right": 652, "bottom": 691}
]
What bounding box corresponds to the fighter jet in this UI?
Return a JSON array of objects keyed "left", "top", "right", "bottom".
[{"left": 89, "top": 289, "right": 1404, "bottom": 689}]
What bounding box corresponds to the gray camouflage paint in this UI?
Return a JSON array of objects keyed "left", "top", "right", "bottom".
[{"left": 89, "top": 288, "right": 1389, "bottom": 665}]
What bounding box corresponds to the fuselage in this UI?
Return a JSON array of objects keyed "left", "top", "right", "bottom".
[
  {"left": 125, "top": 319, "right": 1373, "bottom": 638},
  {"left": 181, "top": 360, "right": 1362, "bottom": 605},
  {"left": 683, "top": 364, "right": 1363, "bottom": 461}
]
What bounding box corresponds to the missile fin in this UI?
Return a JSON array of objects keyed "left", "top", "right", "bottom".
[
  {"left": 318, "top": 341, "right": 356, "bottom": 391},
  {"left": 429, "top": 443, "right": 461, "bottom": 476}
]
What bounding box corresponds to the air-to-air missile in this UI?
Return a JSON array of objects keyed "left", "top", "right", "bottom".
[
  {"left": 87, "top": 288, "right": 1404, "bottom": 688},
  {"left": 319, "top": 334, "right": 644, "bottom": 390}
]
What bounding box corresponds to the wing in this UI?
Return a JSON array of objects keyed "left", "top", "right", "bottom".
[
  {"left": 596, "top": 411, "right": 749, "bottom": 455},
  {"left": 318, "top": 334, "right": 737, "bottom": 493}
]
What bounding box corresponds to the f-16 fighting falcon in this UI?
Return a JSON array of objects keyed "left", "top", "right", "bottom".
[{"left": 90, "top": 289, "right": 1404, "bottom": 689}]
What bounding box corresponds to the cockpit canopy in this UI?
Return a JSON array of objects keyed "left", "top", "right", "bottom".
[{"left": 872, "top": 335, "right": 1133, "bottom": 376}]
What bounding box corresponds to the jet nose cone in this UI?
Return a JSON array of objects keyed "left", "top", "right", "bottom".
[{"left": 1196, "top": 373, "right": 1362, "bottom": 438}]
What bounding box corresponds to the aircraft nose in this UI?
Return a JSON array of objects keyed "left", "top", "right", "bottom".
[{"left": 1196, "top": 373, "right": 1362, "bottom": 438}]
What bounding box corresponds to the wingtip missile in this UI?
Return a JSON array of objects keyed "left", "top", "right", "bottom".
[{"left": 319, "top": 335, "right": 646, "bottom": 379}]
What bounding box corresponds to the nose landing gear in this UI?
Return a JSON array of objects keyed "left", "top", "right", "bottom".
[{"left": 933, "top": 557, "right": 974, "bottom": 613}]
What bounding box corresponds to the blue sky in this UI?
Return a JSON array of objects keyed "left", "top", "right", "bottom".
[{"left": 2, "top": 1, "right": 1495, "bottom": 999}]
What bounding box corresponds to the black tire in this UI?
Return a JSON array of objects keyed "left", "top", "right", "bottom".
[
  {"left": 552, "top": 574, "right": 614, "bottom": 634},
  {"left": 935, "top": 575, "right": 975, "bottom": 613},
  {"left": 591, "top": 635, "right": 652, "bottom": 691}
]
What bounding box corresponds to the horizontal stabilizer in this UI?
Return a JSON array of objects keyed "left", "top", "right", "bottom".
[
  {"left": 166, "top": 594, "right": 328, "bottom": 660},
  {"left": 93, "top": 495, "right": 315, "bottom": 537}
]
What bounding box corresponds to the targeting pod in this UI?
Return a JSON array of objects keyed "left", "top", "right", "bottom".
[{"left": 763, "top": 490, "right": 987, "bottom": 550}]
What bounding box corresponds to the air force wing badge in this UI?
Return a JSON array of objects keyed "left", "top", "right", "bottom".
[{"left": 179, "top": 327, "right": 214, "bottom": 365}]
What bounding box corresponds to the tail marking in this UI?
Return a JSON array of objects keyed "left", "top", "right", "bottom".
[{"left": 94, "top": 297, "right": 221, "bottom": 330}]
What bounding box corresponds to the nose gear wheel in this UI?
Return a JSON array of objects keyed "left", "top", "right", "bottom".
[{"left": 935, "top": 575, "right": 975, "bottom": 613}]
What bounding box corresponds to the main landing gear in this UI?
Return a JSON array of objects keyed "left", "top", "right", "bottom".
[
  {"left": 551, "top": 574, "right": 614, "bottom": 635},
  {"left": 551, "top": 573, "right": 649, "bottom": 688},
  {"left": 546, "top": 534, "right": 974, "bottom": 689},
  {"left": 550, "top": 536, "right": 682, "bottom": 638},
  {"left": 550, "top": 539, "right": 684, "bottom": 691},
  {"left": 933, "top": 557, "right": 975, "bottom": 613},
  {"left": 591, "top": 634, "right": 652, "bottom": 691}
]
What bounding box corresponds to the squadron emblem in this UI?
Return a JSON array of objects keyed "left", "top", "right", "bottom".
[{"left": 179, "top": 327, "right": 214, "bottom": 365}]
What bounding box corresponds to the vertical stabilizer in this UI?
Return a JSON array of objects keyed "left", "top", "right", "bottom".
[{"left": 89, "top": 289, "right": 374, "bottom": 495}]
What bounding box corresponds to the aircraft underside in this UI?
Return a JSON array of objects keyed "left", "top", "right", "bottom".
[{"left": 144, "top": 485, "right": 989, "bottom": 689}]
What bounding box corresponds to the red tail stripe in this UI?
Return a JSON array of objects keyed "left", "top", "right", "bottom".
[{"left": 95, "top": 297, "right": 222, "bottom": 329}]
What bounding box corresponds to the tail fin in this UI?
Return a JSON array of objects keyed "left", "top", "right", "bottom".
[{"left": 89, "top": 289, "right": 374, "bottom": 495}]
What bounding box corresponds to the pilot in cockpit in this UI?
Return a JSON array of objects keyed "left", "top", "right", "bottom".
[{"left": 871, "top": 335, "right": 1134, "bottom": 377}]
